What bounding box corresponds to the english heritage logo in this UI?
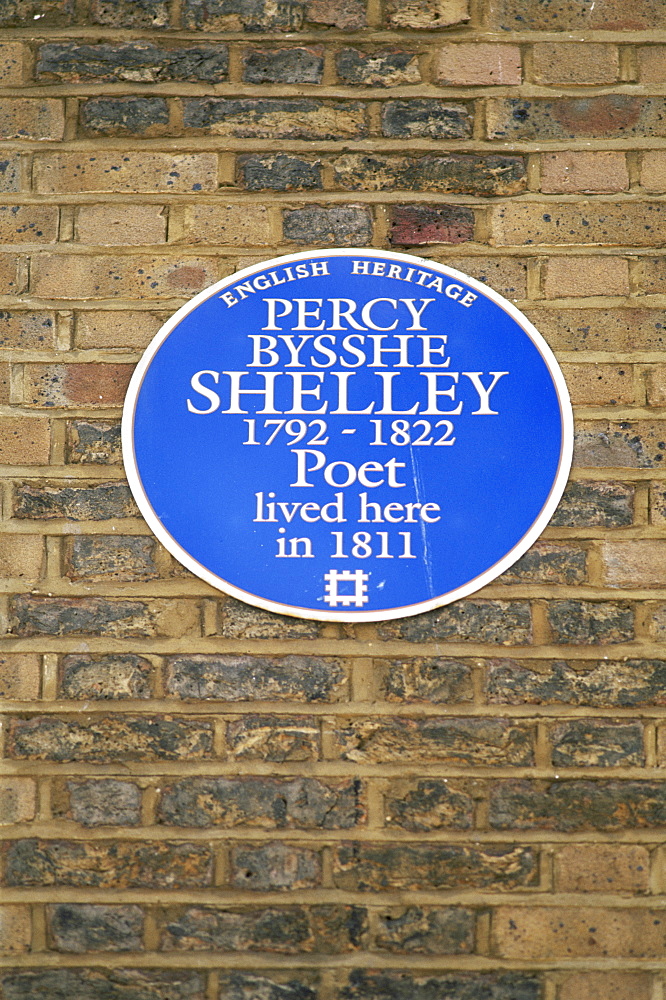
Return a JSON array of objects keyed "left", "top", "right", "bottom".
[{"left": 122, "top": 249, "right": 573, "bottom": 622}]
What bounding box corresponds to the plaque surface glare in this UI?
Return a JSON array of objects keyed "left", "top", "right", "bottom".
[{"left": 122, "top": 249, "right": 573, "bottom": 622}]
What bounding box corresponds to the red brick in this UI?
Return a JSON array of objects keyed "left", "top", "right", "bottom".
[
  {"left": 24, "top": 363, "right": 134, "bottom": 408},
  {"left": 435, "top": 44, "right": 521, "bottom": 86},
  {"left": 391, "top": 204, "right": 474, "bottom": 245}
]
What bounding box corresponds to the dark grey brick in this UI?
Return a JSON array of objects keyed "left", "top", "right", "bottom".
[
  {"left": 283, "top": 205, "right": 372, "bottom": 246},
  {"left": 62, "top": 778, "right": 142, "bottom": 827},
  {"left": 230, "top": 842, "right": 322, "bottom": 890},
  {"left": 60, "top": 653, "right": 152, "bottom": 700},
  {"left": 375, "top": 906, "right": 474, "bottom": 954},
  {"left": 47, "top": 904, "right": 143, "bottom": 952},
  {"left": 381, "top": 100, "right": 472, "bottom": 138},
  {"left": 0, "top": 969, "right": 205, "bottom": 1000},
  {"left": 340, "top": 970, "right": 540, "bottom": 1000},
  {"left": 379, "top": 600, "right": 531, "bottom": 644},
  {"left": 243, "top": 47, "right": 323, "bottom": 84},
  {"left": 80, "top": 98, "right": 169, "bottom": 136},
  {"left": 238, "top": 154, "right": 322, "bottom": 191},
  {"left": 165, "top": 653, "right": 346, "bottom": 701},
  {"left": 37, "top": 43, "right": 228, "bottom": 82},
  {"left": 13, "top": 481, "right": 137, "bottom": 521}
]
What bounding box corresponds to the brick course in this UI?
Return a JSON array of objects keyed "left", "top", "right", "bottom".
[{"left": 0, "top": 1, "right": 664, "bottom": 995}]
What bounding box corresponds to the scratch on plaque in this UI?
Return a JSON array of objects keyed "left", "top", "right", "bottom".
[{"left": 408, "top": 444, "right": 434, "bottom": 596}]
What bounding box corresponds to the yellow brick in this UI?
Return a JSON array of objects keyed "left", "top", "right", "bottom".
[
  {"left": 0, "top": 534, "right": 44, "bottom": 579},
  {"left": 179, "top": 204, "right": 272, "bottom": 246},
  {"left": 76, "top": 205, "right": 167, "bottom": 245},
  {"left": 543, "top": 256, "right": 629, "bottom": 297},
  {"left": 531, "top": 43, "right": 618, "bottom": 84},
  {"left": 560, "top": 363, "right": 634, "bottom": 405},
  {"left": 0, "top": 654, "right": 41, "bottom": 700},
  {"left": 0, "top": 778, "right": 37, "bottom": 824},
  {"left": 436, "top": 44, "right": 521, "bottom": 85},
  {"left": 601, "top": 540, "right": 666, "bottom": 587},
  {"left": 0, "top": 417, "right": 50, "bottom": 464},
  {"left": 541, "top": 151, "right": 629, "bottom": 194},
  {"left": 641, "top": 151, "right": 666, "bottom": 192}
]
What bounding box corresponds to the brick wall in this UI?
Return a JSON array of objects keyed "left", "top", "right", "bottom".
[{"left": 1, "top": 0, "right": 666, "bottom": 998}]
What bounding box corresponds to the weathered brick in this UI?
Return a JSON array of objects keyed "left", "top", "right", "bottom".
[
  {"left": 544, "top": 257, "right": 630, "bottom": 298},
  {"left": 492, "top": 202, "right": 666, "bottom": 247},
  {"left": 0, "top": 0, "right": 72, "bottom": 24},
  {"left": 341, "top": 971, "right": 539, "bottom": 1000},
  {"left": 391, "top": 204, "right": 474, "bottom": 245},
  {"left": 227, "top": 716, "right": 320, "bottom": 761},
  {"left": 0, "top": 44, "right": 25, "bottom": 85},
  {"left": 494, "top": 905, "right": 666, "bottom": 959},
  {"left": 219, "top": 598, "right": 321, "bottom": 639},
  {"left": 238, "top": 154, "right": 322, "bottom": 192},
  {"left": 541, "top": 151, "right": 629, "bottom": 194},
  {"left": 385, "top": 780, "right": 474, "bottom": 831},
  {"left": 64, "top": 536, "right": 158, "bottom": 582},
  {"left": 66, "top": 420, "right": 122, "bottom": 464},
  {"left": 382, "top": 100, "right": 472, "bottom": 138},
  {"left": 498, "top": 541, "right": 587, "bottom": 584},
  {"left": 378, "top": 656, "right": 473, "bottom": 702},
  {"left": 0, "top": 418, "right": 50, "bottom": 465},
  {"left": 488, "top": 97, "right": 666, "bottom": 141},
  {"left": 35, "top": 152, "right": 217, "bottom": 195},
  {"left": 646, "top": 364, "right": 666, "bottom": 406},
  {"left": 559, "top": 973, "right": 651, "bottom": 1000},
  {"left": 166, "top": 653, "right": 346, "bottom": 701},
  {"left": 574, "top": 421, "right": 666, "bottom": 469},
  {"left": 376, "top": 907, "right": 474, "bottom": 953},
  {"left": 332, "top": 718, "right": 534, "bottom": 765},
  {"left": 230, "top": 842, "right": 322, "bottom": 890},
  {"left": 0, "top": 155, "right": 21, "bottom": 192},
  {"left": 531, "top": 43, "right": 618, "bottom": 85},
  {"left": 337, "top": 48, "right": 420, "bottom": 86},
  {"left": 0, "top": 205, "right": 58, "bottom": 244},
  {"left": 379, "top": 599, "right": 532, "bottom": 643},
  {"left": 4, "top": 839, "right": 213, "bottom": 888},
  {"left": 59, "top": 649, "right": 152, "bottom": 701},
  {"left": 37, "top": 42, "right": 228, "bottom": 83},
  {"left": 181, "top": 0, "right": 309, "bottom": 31},
  {"left": 14, "top": 481, "right": 137, "bottom": 521},
  {"left": 0, "top": 655, "right": 40, "bottom": 701},
  {"left": 219, "top": 972, "right": 319, "bottom": 1000},
  {"left": 7, "top": 715, "right": 213, "bottom": 762},
  {"left": 56, "top": 778, "right": 142, "bottom": 826},
  {"left": 183, "top": 99, "right": 367, "bottom": 139},
  {"left": 488, "top": 0, "right": 666, "bottom": 30},
  {"left": 385, "top": 0, "right": 469, "bottom": 29},
  {"left": 159, "top": 776, "right": 364, "bottom": 829},
  {"left": 92, "top": 0, "right": 169, "bottom": 26},
  {"left": 76, "top": 310, "right": 164, "bottom": 349},
  {"left": 76, "top": 205, "right": 166, "bottom": 246},
  {"left": 24, "top": 362, "right": 133, "bottom": 408},
  {"left": 0, "top": 360, "right": 10, "bottom": 404},
  {"left": 489, "top": 779, "right": 666, "bottom": 831},
  {"left": 243, "top": 47, "right": 323, "bottom": 85},
  {"left": 551, "top": 481, "right": 634, "bottom": 528},
  {"left": 0, "top": 312, "right": 54, "bottom": 350},
  {"left": 180, "top": 204, "right": 271, "bottom": 246},
  {"left": 283, "top": 205, "right": 372, "bottom": 246},
  {"left": 333, "top": 153, "right": 526, "bottom": 196},
  {"left": 0, "top": 779, "right": 36, "bottom": 825},
  {"left": 305, "top": 0, "right": 366, "bottom": 29},
  {"left": 550, "top": 719, "right": 644, "bottom": 767},
  {"left": 333, "top": 843, "right": 537, "bottom": 891},
  {"left": 47, "top": 904, "right": 143, "bottom": 952},
  {"left": 0, "top": 907, "right": 31, "bottom": 953},
  {"left": 10, "top": 595, "right": 200, "bottom": 638},
  {"left": 554, "top": 844, "right": 650, "bottom": 893},
  {"left": 161, "top": 904, "right": 367, "bottom": 953},
  {"left": 528, "top": 308, "right": 666, "bottom": 353},
  {"left": 32, "top": 254, "right": 218, "bottom": 300},
  {"left": 0, "top": 970, "right": 205, "bottom": 1000},
  {"left": 548, "top": 600, "right": 634, "bottom": 644},
  {"left": 436, "top": 44, "right": 521, "bottom": 85},
  {"left": 487, "top": 658, "right": 666, "bottom": 707},
  {"left": 0, "top": 100, "right": 65, "bottom": 140},
  {"left": 0, "top": 535, "right": 43, "bottom": 580},
  {"left": 80, "top": 97, "right": 170, "bottom": 136},
  {"left": 635, "top": 258, "right": 666, "bottom": 294}
]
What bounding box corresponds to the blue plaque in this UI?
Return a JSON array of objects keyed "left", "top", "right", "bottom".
[{"left": 123, "top": 249, "right": 573, "bottom": 622}]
